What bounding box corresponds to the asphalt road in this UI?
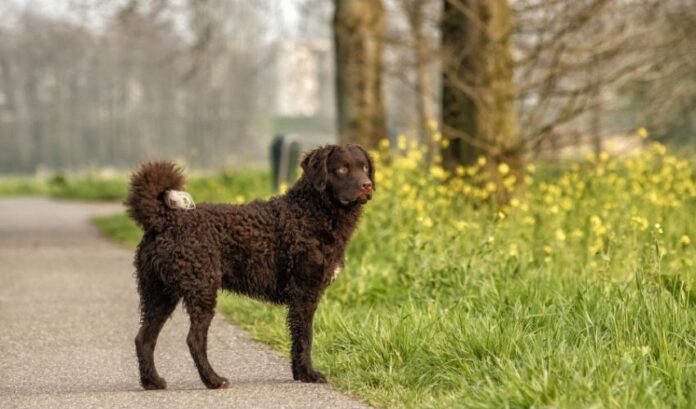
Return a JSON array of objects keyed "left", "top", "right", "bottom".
[{"left": 0, "top": 198, "right": 369, "bottom": 409}]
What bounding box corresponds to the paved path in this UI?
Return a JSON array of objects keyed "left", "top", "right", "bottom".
[{"left": 0, "top": 198, "right": 368, "bottom": 409}]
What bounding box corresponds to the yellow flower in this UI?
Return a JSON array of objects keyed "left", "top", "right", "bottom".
[
  {"left": 432, "top": 131, "right": 443, "bottom": 142},
  {"left": 680, "top": 235, "right": 691, "bottom": 246},
  {"left": 631, "top": 216, "right": 648, "bottom": 231},
  {"left": 455, "top": 221, "right": 468, "bottom": 231},
  {"left": 498, "top": 163, "right": 510, "bottom": 175},
  {"left": 560, "top": 197, "right": 573, "bottom": 211},
  {"left": 508, "top": 243, "right": 519, "bottom": 257},
  {"left": 378, "top": 138, "right": 390, "bottom": 150},
  {"left": 555, "top": 229, "right": 566, "bottom": 242},
  {"left": 427, "top": 119, "right": 438, "bottom": 131},
  {"left": 652, "top": 142, "right": 667, "bottom": 156},
  {"left": 397, "top": 134, "right": 408, "bottom": 150},
  {"left": 637, "top": 127, "right": 649, "bottom": 139},
  {"left": 429, "top": 166, "right": 448, "bottom": 180},
  {"left": 420, "top": 217, "right": 434, "bottom": 228},
  {"left": 440, "top": 138, "right": 450, "bottom": 149},
  {"left": 477, "top": 156, "right": 487, "bottom": 166}
]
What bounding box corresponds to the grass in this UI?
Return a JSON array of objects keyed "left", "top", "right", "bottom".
[
  {"left": 91, "top": 140, "right": 696, "bottom": 408},
  {"left": 0, "top": 168, "right": 269, "bottom": 202},
  {"left": 0, "top": 174, "right": 127, "bottom": 201}
]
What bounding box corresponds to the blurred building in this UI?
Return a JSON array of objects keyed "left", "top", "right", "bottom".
[{"left": 265, "top": 39, "right": 335, "bottom": 143}]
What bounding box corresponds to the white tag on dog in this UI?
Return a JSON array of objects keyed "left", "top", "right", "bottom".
[{"left": 165, "top": 190, "right": 196, "bottom": 210}]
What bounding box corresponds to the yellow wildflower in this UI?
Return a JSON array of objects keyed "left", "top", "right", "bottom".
[
  {"left": 680, "top": 235, "right": 691, "bottom": 246},
  {"left": 508, "top": 243, "right": 519, "bottom": 257},
  {"left": 498, "top": 163, "right": 510, "bottom": 175},
  {"left": 397, "top": 134, "right": 407, "bottom": 150}
]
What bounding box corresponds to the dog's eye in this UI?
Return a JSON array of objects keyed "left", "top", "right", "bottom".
[
  {"left": 363, "top": 165, "right": 369, "bottom": 173},
  {"left": 336, "top": 166, "right": 349, "bottom": 175}
]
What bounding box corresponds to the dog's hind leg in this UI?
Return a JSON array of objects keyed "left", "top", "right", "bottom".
[
  {"left": 135, "top": 279, "right": 180, "bottom": 390},
  {"left": 183, "top": 293, "right": 229, "bottom": 389}
]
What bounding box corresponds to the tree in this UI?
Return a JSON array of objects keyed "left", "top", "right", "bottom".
[
  {"left": 333, "top": 0, "right": 388, "bottom": 149},
  {"left": 399, "top": 0, "right": 437, "bottom": 162},
  {"left": 441, "top": 0, "right": 522, "bottom": 192}
]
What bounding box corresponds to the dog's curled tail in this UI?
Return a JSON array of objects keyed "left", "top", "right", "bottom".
[{"left": 126, "top": 161, "right": 186, "bottom": 231}]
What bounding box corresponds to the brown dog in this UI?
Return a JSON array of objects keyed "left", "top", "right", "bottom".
[{"left": 126, "top": 144, "right": 374, "bottom": 390}]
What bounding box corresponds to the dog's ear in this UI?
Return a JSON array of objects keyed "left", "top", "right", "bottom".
[
  {"left": 349, "top": 144, "right": 376, "bottom": 191},
  {"left": 301, "top": 145, "right": 334, "bottom": 191}
]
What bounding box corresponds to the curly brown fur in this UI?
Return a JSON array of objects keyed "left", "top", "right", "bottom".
[{"left": 128, "top": 144, "right": 375, "bottom": 390}]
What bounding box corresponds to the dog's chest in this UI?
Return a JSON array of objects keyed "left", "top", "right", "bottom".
[{"left": 331, "top": 265, "right": 343, "bottom": 282}]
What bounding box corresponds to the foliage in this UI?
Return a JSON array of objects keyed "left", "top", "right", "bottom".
[{"left": 94, "top": 137, "right": 696, "bottom": 408}]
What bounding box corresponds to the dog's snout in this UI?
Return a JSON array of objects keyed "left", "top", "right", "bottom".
[{"left": 361, "top": 181, "right": 373, "bottom": 191}]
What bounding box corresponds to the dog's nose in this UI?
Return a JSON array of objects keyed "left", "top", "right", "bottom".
[{"left": 361, "top": 181, "right": 373, "bottom": 191}]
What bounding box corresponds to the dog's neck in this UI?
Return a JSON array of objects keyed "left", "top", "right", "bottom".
[{"left": 285, "top": 177, "right": 363, "bottom": 240}]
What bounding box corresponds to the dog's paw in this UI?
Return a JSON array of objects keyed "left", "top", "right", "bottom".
[
  {"left": 141, "top": 376, "right": 167, "bottom": 390},
  {"left": 293, "top": 368, "right": 327, "bottom": 383},
  {"left": 204, "top": 376, "right": 230, "bottom": 389}
]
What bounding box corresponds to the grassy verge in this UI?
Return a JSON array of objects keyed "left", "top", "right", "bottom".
[
  {"left": 94, "top": 143, "right": 696, "bottom": 408},
  {"left": 0, "top": 168, "right": 269, "bottom": 202},
  {"left": 0, "top": 174, "right": 127, "bottom": 201}
]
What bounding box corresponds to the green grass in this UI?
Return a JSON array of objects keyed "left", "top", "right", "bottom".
[
  {"left": 92, "top": 145, "right": 696, "bottom": 408},
  {"left": 0, "top": 177, "right": 49, "bottom": 197},
  {"left": 0, "top": 168, "right": 269, "bottom": 202},
  {"left": 0, "top": 174, "right": 127, "bottom": 201}
]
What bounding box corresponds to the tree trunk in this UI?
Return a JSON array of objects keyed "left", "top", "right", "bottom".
[
  {"left": 333, "top": 0, "right": 387, "bottom": 149},
  {"left": 403, "top": 0, "right": 435, "bottom": 163},
  {"left": 441, "top": 0, "right": 522, "bottom": 199}
]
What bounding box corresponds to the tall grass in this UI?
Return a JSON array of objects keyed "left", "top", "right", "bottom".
[{"left": 94, "top": 138, "right": 696, "bottom": 408}]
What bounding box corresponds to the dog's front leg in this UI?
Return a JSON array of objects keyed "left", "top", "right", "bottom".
[{"left": 288, "top": 299, "right": 326, "bottom": 383}]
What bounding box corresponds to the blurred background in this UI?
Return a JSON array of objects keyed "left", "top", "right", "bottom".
[
  {"left": 4, "top": 3, "right": 696, "bottom": 406},
  {"left": 0, "top": 0, "right": 694, "bottom": 175}
]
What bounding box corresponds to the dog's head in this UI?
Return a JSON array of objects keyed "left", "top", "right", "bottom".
[{"left": 300, "top": 144, "right": 375, "bottom": 206}]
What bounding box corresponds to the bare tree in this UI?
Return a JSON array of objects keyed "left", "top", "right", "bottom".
[
  {"left": 513, "top": 0, "right": 665, "bottom": 154},
  {"left": 0, "top": 2, "right": 279, "bottom": 173},
  {"left": 621, "top": 0, "right": 696, "bottom": 141}
]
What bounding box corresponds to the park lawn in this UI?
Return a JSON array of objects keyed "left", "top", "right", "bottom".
[{"left": 94, "top": 141, "right": 696, "bottom": 409}]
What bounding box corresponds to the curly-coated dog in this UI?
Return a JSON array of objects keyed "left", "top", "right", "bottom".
[{"left": 126, "top": 144, "right": 374, "bottom": 390}]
